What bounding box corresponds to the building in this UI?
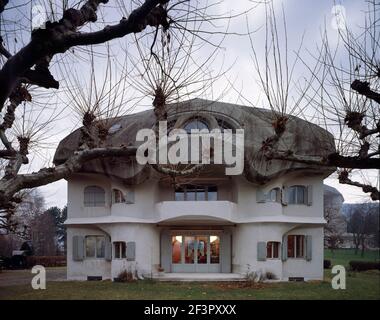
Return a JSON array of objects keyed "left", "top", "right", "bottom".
[{"left": 54, "top": 99, "right": 335, "bottom": 281}]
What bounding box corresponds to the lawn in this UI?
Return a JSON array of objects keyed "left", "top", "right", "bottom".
[
  {"left": 325, "top": 248, "right": 380, "bottom": 267},
  {"left": 0, "top": 249, "right": 378, "bottom": 300}
]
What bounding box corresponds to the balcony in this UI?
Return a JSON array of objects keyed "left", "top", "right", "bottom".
[{"left": 155, "top": 201, "right": 236, "bottom": 223}]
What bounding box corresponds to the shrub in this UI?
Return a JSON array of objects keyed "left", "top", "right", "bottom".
[
  {"left": 324, "top": 259, "right": 331, "bottom": 269},
  {"left": 26, "top": 256, "right": 66, "bottom": 268},
  {"left": 349, "top": 260, "right": 380, "bottom": 272},
  {"left": 115, "top": 267, "right": 138, "bottom": 282},
  {"left": 265, "top": 271, "right": 277, "bottom": 280}
]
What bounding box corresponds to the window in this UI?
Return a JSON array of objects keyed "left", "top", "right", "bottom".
[
  {"left": 85, "top": 236, "right": 105, "bottom": 258},
  {"left": 114, "top": 242, "right": 126, "bottom": 259},
  {"left": 266, "top": 241, "right": 280, "bottom": 258},
  {"left": 183, "top": 119, "right": 209, "bottom": 133},
  {"left": 113, "top": 189, "right": 125, "bottom": 204},
  {"left": 287, "top": 235, "right": 305, "bottom": 258},
  {"left": 288, "top": 185, "right": 306, "bottom": 205},
  {"left": 174, "top": 185, "right": 218, "bottom": 201},
  {"left": 266, "top": 188, "right": 280, "bottom": 202},
  {"left": 84, "top": 186, "right": 106, "bottom": 207},
  {"left": 172, "top": 236, "right": 182, "bottom": 264}
]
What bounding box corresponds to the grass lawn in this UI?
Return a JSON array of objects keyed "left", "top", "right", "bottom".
[
  {"left": 325, "top": 248, "right": 380, "bottom": 267},
  {"left": 0, "top": 249, "right": 379, "bottom": 300}
]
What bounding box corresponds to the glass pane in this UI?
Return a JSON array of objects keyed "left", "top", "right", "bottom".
[
  {"left": 288, "top": 188, "right": 296, "bottom": 204},
  {"left": 208, "top": 186, "right": 217, "bottom": 201},
  {"left": 186, "top": 191, "right": 196, "bottom": 201},
  {"left": 196, "top": 188, "right": 206, "bottom": 201},
  {"left": 175, "top": 191, "right": 185, "bottom": 201},
  {"left": 197, "top": 236, "right": 208, "bottom": 264},
  {"left": 114, "top": 242, "right": 120, "bottom": 259},
  {"left": 172, "top": 236, "right": 182, "bottom": 264},
  {"left": 296, "top": 236, "right": 304, "bottom": 258},
  {"left": 86, "top": 237, "right": 95, "bottom": 258},
  {"left": 210, "top": 236, "right": 220, "bottom": 263},
  {"left": 287, "top": 235, "right": 295, "bottom": 258},
  {"left": 184, "top": 120, "right": 209, "bottom": 133},
  {"left": 267, "top": 242, "right": 272, "bottom": 258},
  {"left": 297, "top": 187, "right": 305, "bottom": 204},
  {"left": 184, "top": 236, "right": 195, "bottom": 264},
  {"left": 96, "top": 237, "right": 105, "bottom": 258},
  {"left": 273, "top": 242, "right": 279, "bottom": 258},
  {"left": 121, "top": 242, "right": 126, "bottom": 258}
]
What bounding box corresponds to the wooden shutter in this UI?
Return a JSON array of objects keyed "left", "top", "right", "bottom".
[
  {"left": 281, "top": 236, "right": 288, "bottom": 261},
  {"left": 126, "top": 241, "right": 136, "bottom": 261},
  {"left": 306, "top": 235, "right": 312, "bottom": 261},
  {"left": 281, "top": 187, "right": 288, "bottom": 205},
  {"left": 257, "top": 242, "right": 267, "bottom": 261},
  {"left": 307, "top": 185, "right": 313, "bottom": 206},
  {"left": 256, "top": 189, "right": 266, "bottom": 203},
  {"left": 73, "top": 236, "right": 84, "bottom": 261},
  {"left": 105, "top": 236, "right": 112, "bottom": 261}
]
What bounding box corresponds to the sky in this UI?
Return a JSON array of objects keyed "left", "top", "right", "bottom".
[{"left": 2, "top": 0, "right": 379, "bottom": 208}]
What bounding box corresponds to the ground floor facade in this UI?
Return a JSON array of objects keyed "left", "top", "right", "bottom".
[{"left": 66, "top": 223, "right": 324, "bottom": 281}]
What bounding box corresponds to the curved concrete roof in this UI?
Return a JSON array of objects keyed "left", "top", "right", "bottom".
[{"left": 54, "top": 98, "right": 336, "bottom": 184}]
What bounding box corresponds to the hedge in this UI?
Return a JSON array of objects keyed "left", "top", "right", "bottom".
[
  {"left": 349, "top": 260, "right": 380, "bottom": 272},
  {"left": 323, "top": 259, "right": 331, "bottom": 269},
  {"left": 26, "top": 256, "right": 66, "bottom": 268}
]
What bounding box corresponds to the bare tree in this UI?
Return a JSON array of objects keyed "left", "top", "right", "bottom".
[{"left": 250, "top": 1, "right": 380, "bottom": 200}]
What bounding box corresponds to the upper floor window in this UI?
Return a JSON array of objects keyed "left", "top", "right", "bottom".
[
  {"left": 183, "top": 119, "right": 209, "bottom": 133},
  {"left": 267, "top": 241, "right": 280, "bottom": 259},
  {"left": 266, "top": 188, "right": 280, "bottom": 202},
  {"left": 287, "top": 235, "right": 305, "bottom": 258},
  {"left": 288, "top": 185, "right": 306, "bottom": 205},
  {"left": 114, "top": 241, "right": 126, "bottom": 259},
  {"left": 175, "top": 185, "right": 218, "bottom": 201},
  {"left": 112, "top": 189, "right": 125, "bottom": 204},
  {"left": 85, "top": 236, "right": 105, "bottom": 259},
  {"left": 84, "top": 186, "right": 105, "bottom": 207}
]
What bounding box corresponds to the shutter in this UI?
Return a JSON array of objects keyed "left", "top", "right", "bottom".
[
  {"left": 73, "top": 236, "right": 84, "bottom": 261},
  {"left": 105, "top": 236, "right": 112, "bottom": 261},
  {"left": 307, "top": 185, "right": 313, "bottom": 206},
  {"left": 125, "top": 191, "right": 135, "bottom": 204},
  {"left": 126, "top": 241, "right": 136, "bottom": 261},
  {"left": 161, "top": 232, "right": 171, "bottom": 272},
  {"left": 256, "top": 189, "right": 266, "bottom": 203},
  {"left": 257, "top": 242, "right": 267, "bottom": 261},
  {"left": 281, "top": 236, "right": 288, "bottom": 261},
  {"left": 306, "top": 235, "right": 312, "bottom": 261},
  {"left": 281, "top": 187, "right": 288, "bottom": 205}
]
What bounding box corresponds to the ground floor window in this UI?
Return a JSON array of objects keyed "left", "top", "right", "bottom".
[
  {"left": 85, "top": 236, "right": 105, "bottom": 258},
  {"left": 114, "top": 241, "right": 126, "bottom": 259},
  {"left": 266, "top": 241, "right": 280, "bottom": 258},
  {"left": 172, "top": 236, "right": 182, "bottom": 264},
  {"left": 287, "top": 235, "right": 305, "bottom": 258}
]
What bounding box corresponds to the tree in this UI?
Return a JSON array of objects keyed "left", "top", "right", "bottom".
[
  {"left": 45, "top": 205, "right": 67, "bottom": 253},
  {"left": 249, "top": 1, "right": 379, "bottom": 201},
  {"left": 0, "top": 0, "right": 234, "bottom": 230}
]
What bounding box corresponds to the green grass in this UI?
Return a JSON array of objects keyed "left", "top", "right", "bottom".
[
  {"left": 325, "top": 248, "right": 380, "bottom": 267},
  {"left": 0, "top": 249, "right": 379, "bottom": 300}
]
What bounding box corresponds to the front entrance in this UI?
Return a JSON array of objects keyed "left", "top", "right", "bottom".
[{"left": 171, "top": 234, "right": 221, "bottom": 272}]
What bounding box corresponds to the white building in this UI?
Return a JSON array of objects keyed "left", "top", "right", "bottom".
[{"left": 54, "top": 99, "right": 335, "bottom": 281}]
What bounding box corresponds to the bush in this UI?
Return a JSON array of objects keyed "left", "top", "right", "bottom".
[
  {"left": 324, "top": 259, "right": 331, "bottom": 269},
  {"left": 265, "top": 271, "right": 277, "bottom": 280},
  {"left": 115, "top": 267, "right": 138, "bottom": 282},
  {"left": 349, "top": 260, "right": 380, "bottom": 272},
  {"left": 26, "top": 256, "right": 66, "bottom": 268}
]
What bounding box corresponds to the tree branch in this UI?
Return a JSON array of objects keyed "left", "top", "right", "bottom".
[{"left": 351, "top": 79, "right": 380, "bottom": 104}]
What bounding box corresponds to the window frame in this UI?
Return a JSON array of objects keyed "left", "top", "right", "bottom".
[
  {"left": 288, "top": 185, "right": 306, "bottom": 205},
  {"left": 112, "top": 189, "right": 125, "bottom": 204},
  {"left": 113, "top": 241, "right": 126, "bottom": 259},
  {"left": 266, "top": 187, "right": 280, "bottom": 202},
  {"left": 85, "top": 235, "right": 106, "bottom": 259},
  {"left": 266, "top": 241, "right": 280, "bottom": 259},
  {"left": 84, "top": 186, "right": 106, "bottom": 207},
  {"left": 174, "top": 185, "right": 218, "bottom": 201},
  {"left": 287, "top": 235, "right": 305, "bottom": 259},
  {"left": 183, "top": 118, "right": 209, "bottom": 133}
]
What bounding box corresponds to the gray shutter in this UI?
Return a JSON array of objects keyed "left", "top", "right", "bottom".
[
  {"left": 125, "top": 191, "right": 135, "bottom": 204},
  {"left": 256, "top": 189, "right": 266, "bottom": 203},
  {"left": 307, "top": 185, "right": 313, "bottom": 206},
  {"left": 73, "top": 236, "right": 84, "bottom": 261},
  {"left": 126, "top": 241, "right": 136, "bottom": 261},
  {"left": 161, "top": 232, "right": 171, "bottom": 272},
  {"left": 306, "top": 235, "right": 312, "bottom": 261},
  {"left": 105, "top": 236, "right": 112, "bottom": 261},
  {"left": 281, "top": 236, "right": 288, "bottom": 261},
  {"left": 281, "top": 187, "right": 288, "bottom": 205},
  {"left": 221, "top": 232, "right": 232, "bottom": 273},
  {"left": 257, "top": 242, "right": 267, "bottom": 261}
]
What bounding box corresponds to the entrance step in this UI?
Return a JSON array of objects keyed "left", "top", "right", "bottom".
[{"left": 152, "top": 273, "right": 245, "bottom": 282}]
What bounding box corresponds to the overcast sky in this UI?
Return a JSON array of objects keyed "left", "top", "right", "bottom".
[{"left": 3, "top": 0, "right": 378, "bottom": 208}]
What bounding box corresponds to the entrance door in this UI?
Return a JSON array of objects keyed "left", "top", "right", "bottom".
[{"left": 171, "top": 234, "right": 221, "bottom": 272}]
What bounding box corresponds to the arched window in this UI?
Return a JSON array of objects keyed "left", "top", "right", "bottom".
[
  {"left": 266, "top": 187, "right": 280, "bottom": 202},
  {"left": 112, "top": 189, "right": 125, "bottom": 204},
  {"left": 84, "top": 186, "right": 106, "bottom": 207},
  {"left": 288, "top": 185, "right": 306, "bottom": 205},
  {"left": 183, "top": 119, "right": 209, "bottom": 133}
]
